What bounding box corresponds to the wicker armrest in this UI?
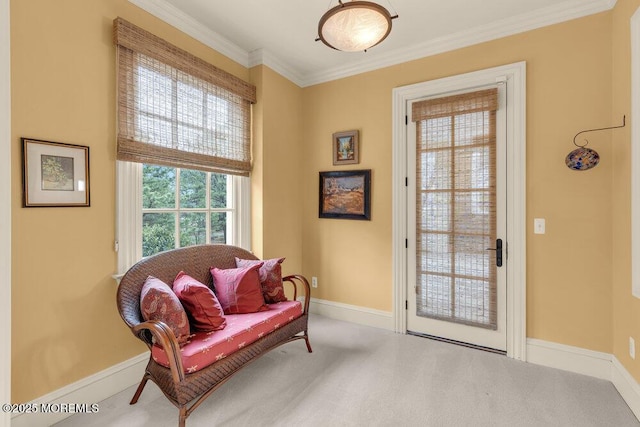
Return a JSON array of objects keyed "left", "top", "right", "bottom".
[
  {"left": 132, "top": 320, "right": 186, "bottom": 383},
  {"left": 282, "top": 274, "right": 311, "bottom": 314}
]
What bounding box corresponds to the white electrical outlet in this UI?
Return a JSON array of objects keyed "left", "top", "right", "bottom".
[
  {"left": 311, "top": 277, "right": 318, "bottom": 288},
  {"left": 534, "top": 218, "right": 546, "bottom": 234},
  {"left": 631, "top": 337, "right": 636, "bottom": 360}
]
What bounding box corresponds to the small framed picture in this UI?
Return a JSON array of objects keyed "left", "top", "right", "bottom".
[
  {"left": 319, "top": 169, "right": 371, "bottom": 220},
  {"left": 332, "top": 130, "right": 359, "bottom": 165},
  {"left": 21, "top": 138, "right": 90, "bottom": 207}
]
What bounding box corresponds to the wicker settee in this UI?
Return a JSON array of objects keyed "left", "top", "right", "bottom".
[{"left": 116, "top": 244, "right": 312, "bottom": 427}]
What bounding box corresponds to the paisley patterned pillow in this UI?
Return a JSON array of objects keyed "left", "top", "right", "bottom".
[
  {"left": 140, "top": 276, "right": 190, "bottom": 346},
  {"left": 235, "top": 257, "right": 287, "bottom": 303}
]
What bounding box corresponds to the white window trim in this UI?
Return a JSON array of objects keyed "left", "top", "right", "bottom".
[
  {"left": 115, "top": 161, "right": 251, "bottom": 274},
  {"left": 392, "top": 61, "right": 527, "bottom": 360},
  {"left": 631, "top": 7, "right": 640, "bottom": 298}
]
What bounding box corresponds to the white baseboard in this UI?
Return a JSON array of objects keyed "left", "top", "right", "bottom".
[
  {"left": 527, "top": 338, "right": 640, "bottom": 421},
  {"left": 612, "top": 356, "right": 640, "bottom": 420},
  {"left": 309, "top": 298, "right": 394, "bottom": 331},
  {"left": 11, "top": 353, "right": 147, "bottom": 427},
  {"left": 526, "top": 338, "right": 613, "bottom": 380}
]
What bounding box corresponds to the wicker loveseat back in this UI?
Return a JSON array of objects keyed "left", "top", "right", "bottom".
[{"left": 117, "top": 244, "right": 257, "bottom": 345}]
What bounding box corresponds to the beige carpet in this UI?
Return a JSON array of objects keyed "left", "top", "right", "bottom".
[{"left": 56, "top": 314, "right": 638, "bottom": 426}]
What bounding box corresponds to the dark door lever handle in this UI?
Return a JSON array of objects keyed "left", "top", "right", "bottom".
[{"left": 484, "top": 238, "right": 503, "bottom": 267}]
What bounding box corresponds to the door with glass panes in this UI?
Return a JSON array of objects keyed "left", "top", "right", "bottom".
[{"left": 407, "top": 87, "right": 507, "bottom": 351}]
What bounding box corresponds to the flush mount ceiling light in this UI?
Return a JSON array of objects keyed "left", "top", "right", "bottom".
[{"left": 316, "top": 1, "right": 398, "bottom": 52}]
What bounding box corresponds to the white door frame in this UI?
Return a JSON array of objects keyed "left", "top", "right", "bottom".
[
  {"left": 1, "top": 0, "right": 11, "bottom": 422},
  {"left": 392, "top": 62, "right": 527, "bottom": 360}
]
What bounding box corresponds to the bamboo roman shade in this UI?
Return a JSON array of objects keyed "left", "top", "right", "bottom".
[
  {"left": 412, "top": 88, "right": 498, "bottom": 330},
  {"left": 113, "top": 17, "right": 256, "bottom": 176},
  {"left": 412, "top": 88, "right": 498, "bottom": 121}
]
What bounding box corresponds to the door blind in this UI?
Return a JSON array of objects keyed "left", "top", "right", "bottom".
[{"left": 412, "top": 88, "right": 498, "bottom": 330}]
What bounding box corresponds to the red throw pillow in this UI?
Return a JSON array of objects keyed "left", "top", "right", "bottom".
[
  {"left": 210, "top": 264, "right": 269, "bottom": 314},
  {"left": 140, "top": 276, "right": 190, "bottom": 346},
  {"left": 235, "top": 257, "right": 287, "bottom": 303},
  {"left": 173, "top": 271, "right": 226, "bottom": 332}
]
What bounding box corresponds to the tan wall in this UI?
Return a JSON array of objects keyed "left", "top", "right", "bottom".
[
  {"left": 301, "top": 13, "right": 615, "bottom": 352},
  {"left": 250, "top": 65, "right": 304, "bottom": 274},
  {"left": 12, "top": 0, "right": 640, "bottom": 404},
  {"left": 10, "top": 0, "right": 252, "bottom": 402},
  {"left": 612, "top": 0, "right": 640, "bottom": 381}
]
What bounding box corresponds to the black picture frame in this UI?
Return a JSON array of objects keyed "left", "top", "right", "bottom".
[{"left": 319, "top": 169, "right": 371, "bottom": 220}]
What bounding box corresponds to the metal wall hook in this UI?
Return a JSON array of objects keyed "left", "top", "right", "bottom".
[{"left": 573, "top": 115, "right": 626, "bottom": 148}]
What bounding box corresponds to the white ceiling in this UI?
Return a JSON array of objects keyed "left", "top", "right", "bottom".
[{"left": 129, "top": 0, "right": 615, "bottom": 87}]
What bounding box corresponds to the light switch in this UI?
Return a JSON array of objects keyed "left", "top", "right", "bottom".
[{"left": 534, "top": 218, "right": 545, "bottom": 234}]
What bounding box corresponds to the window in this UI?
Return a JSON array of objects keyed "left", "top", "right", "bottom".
[
  {"left": 113, "top": 18, "right": 254, "bottom": 273},
  {"left": 116, "top": 162, "right": 249, "bottom": 272},
  {"left": 142, "top": 165, "right": 235, "bottom": 257},
  {"left": 412, "top": 88, "right": 498, "bottom": 328}
]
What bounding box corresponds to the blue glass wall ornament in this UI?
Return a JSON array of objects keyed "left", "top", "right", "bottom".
[
  {"left": 565, "top": 146, "right": 600, "bottom": 171},
  {"left": 567, "top": 116, "right": 626, "bottom": 171}
]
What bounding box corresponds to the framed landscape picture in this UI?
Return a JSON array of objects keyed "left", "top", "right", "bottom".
[
  {"left": 319, "top": 169, "right": 371, "bottom": 220},
  {"left": 22, "top": 138, "right": 90, "bottom": 207},
  {"left": 332, "top": 130, "right": 359, "bottom": 165}
]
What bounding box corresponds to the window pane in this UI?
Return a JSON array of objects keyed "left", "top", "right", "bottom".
[
  {"left": 136, "top": 114, "right": 173, "bottom": 146},
  {"left": 177, "top": 124, "right": 204, "bottom": 153},
  {"left": 419, "top": 150, "right": 450, "bottom": 190},
  {"left": 177, "top": 81, "right": 203, "bottom": 126},
  {"left": 206, "top": 94, "right": 229, "bottom": 134},
  {"left": 455, "top": 112, "right": 490, "bottom": 146},
  {"left": 210, "top": 212, "right": 227, "bottom": 244},
  {"left": 455, "top": 278, "right": 491, "bottom": 324},
  {"left": 210, "top": 173, "right": 228, "bottom": 208},
  {"left": 180, "top": 212, "right": 206, "bottom": 247},
  {"left": 420, "top": 192, "right": 451, "bottom": 232},
  {"left": 422, "top": 117, "right": 451, "bottom": 149},
  {"left": 418, "top": 232, "right": 451, "bottom": 274},
  {"left": 142, "top": 212, "right": 175, "bottom": 257},
  {"left": 417, "top": 274, "right": 452, "bottom": 318},
  {"left": 179, "top": 169, "right": 206, "bottom": 208},
  {"left": 143, "top": 165, "right": 176, "bottom": 209},
  {"left": 136, "top": 65, "right": 172, "bottom": 119}
]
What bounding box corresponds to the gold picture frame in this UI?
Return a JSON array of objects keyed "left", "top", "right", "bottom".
[
  {"left": 332, "top": 130, "right": 359, "bottom": 165},
  {"left": 21, "top": 138, "right": 90, "bottom": 207}
]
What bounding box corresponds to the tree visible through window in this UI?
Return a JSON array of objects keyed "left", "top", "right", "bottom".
[{"left": 142, "top": 165, "right": 232, "bottom": 257}]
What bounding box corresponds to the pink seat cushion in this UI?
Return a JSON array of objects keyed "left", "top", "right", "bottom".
[
  {"left": 151, "top": 300, "right": 303, "bottom": 373},
  {"left": 173, "top": 271, "right": 226, "bottom": 332}
]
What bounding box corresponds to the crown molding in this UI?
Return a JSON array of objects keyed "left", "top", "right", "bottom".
[
  {"left": 248, "top": 49, "right": 306, "bottom": 87},
  {"left": 130, "top": 0, "right": 615, "bottom": 88},
  {"left": 127, "top": 0, "right": 250, "bottom": 68},
  {"left": 301, "top": 0, "right": 615, "bottom": 86}
]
